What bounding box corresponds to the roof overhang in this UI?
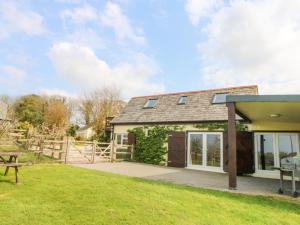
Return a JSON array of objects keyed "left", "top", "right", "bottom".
[{"left": 226, "top": 95, "right": 300, "bottom": 123}]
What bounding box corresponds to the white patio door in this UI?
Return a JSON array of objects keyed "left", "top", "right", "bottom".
[
  {"left": 255, "top": 133, "right": 299, "bottom": 173},
  {"left": 187, "top": 132, "right": 223, "bottom": 170}
]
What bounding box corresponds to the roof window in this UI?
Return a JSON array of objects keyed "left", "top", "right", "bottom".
[
  {"left": 178, "top": 96, "right": 188, "bottom": 105},
  {"left": 212, "top": 93, "right": 229, "bottom": 104},
  {"left": 144, "top": 99, "right": 158, "bottom": 108}
]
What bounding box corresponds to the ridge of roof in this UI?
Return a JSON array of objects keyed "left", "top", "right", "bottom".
[{"left": 132, "top": 85, "right": 258, "bottom": 99}]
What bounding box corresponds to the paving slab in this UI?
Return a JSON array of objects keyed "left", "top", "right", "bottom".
[{"left": 72, "top": 161, "right": 300, "bottom": 198}]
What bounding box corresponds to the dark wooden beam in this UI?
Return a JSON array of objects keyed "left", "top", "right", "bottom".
[
  {"left": 227, "top": 102, "right": 237, "bottom": 190},
  {"left": 235, "top": 109, "right": 251, "bottom": 123}
]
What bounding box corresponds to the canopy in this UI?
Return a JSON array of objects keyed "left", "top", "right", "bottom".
[{"left": 227, "top": 95, "right": 300, "bottom": 123}]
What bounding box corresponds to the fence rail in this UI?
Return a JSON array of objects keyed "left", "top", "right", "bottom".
[{"left": 0, "top": 136, "right": 134, "bottom": 164}]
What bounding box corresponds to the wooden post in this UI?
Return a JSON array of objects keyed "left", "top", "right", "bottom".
[
  {"left": 130, "top": 144, "right": 134, "bottom": 160},
  {"left": 25, "top": 139, "right": 29, "bottom": 151},
  {"left": 39, "top": 139, "right": 44, "bottom": 160},
  {"left": 15, "top": 166, "right": 19, "bottom": 184},
  {"left": 227, "top": 102, "right": 237, "bottom": 190},
  {"left": 64, "top": 137, "right": 70, "bottom": 164},
  {"left": 91, "top": 140, "right": 96, "bottom": 163},
  {"left": 110, "top": 140, "right": 115, "bottom": 162}
]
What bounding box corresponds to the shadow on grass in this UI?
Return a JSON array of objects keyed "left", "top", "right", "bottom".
[{"left": 0, "top": 175, "right": 17, "bottom": 185}]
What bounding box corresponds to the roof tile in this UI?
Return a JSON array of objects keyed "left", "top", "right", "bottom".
[{"left": 111, "top": 86, "right": 258, "bottom": 124}]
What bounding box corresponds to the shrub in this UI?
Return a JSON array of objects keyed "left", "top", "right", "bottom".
[
  {"left": 66, "top": 124, "right": 79, "bottom": 137},
  {"left": 95, "top": 131, "right": 111, "bottom": 142},
  {"left": 128, "top": 125, "right": 180, "bottom": 165}
]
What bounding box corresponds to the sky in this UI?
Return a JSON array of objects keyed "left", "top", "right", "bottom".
[{"left": 1, "top": 0, "right": 300, "bottom": 99}]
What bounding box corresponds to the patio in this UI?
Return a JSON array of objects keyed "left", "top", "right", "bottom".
[
  {"left": 226, "top": 95, "right": 300, "bottom": 191},
  {"left": 73, "top": 161, "right": 300, "bottom": 197}
]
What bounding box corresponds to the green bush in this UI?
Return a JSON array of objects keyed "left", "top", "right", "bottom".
[
  {"left": 194, "top": 122, "right": 248, "bottom": 131},
  {"left": 95, "top": 131, "right": 111, "bottom": 142},
  {"left": 66, "top": 124, "right": 79, "bottom": 137},
  {"left": 128, "top": 126, "right": 180, "bottom": 165}
]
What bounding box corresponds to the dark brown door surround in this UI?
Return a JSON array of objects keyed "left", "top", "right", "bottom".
[
  {"left": 223, "top": 131, "right": 254, "bottom": 175},
  {"left": 167, "top": 132, "right": 186, "bottom": 167}
]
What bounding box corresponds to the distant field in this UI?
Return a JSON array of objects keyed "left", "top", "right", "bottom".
[{"left": 0, "top": 164, "right": 299, "bottom": 225}]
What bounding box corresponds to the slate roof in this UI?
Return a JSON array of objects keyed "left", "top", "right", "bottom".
[{"left": 111, "top": 85, "right": 258, "bottom": 124}]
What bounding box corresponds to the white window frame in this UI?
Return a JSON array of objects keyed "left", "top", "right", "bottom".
[
  {"left": 254, "top": 132, "right": 299, "bottom": 176},
  {"left": 115, "top": 133, "right": 128, "bottom": 146},
  {"left": 187, "top": 132, "right": 223, "bottom": 172},
  {"left": 212, "top": 92, "right": 229, "bottom": 104},
  {"left": 178, "top": 95, "right": 188, "bottom": 105},
  {"left": 144, "top": 99, "right": 158, "bottom": 108}
]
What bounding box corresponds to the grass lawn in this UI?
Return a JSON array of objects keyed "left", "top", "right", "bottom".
[
  {"left": 0, "top": 164, "right": 299, "bottom": 225},
  {"left": 0, "top": 145, "right": 55, "bottom": 162}
]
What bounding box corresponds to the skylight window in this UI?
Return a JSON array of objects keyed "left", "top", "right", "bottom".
[
  {"left": 178, "top": 96, "right": 188, "bottom": 105},
  {"left": 212, "top": 93, "right": 229, "bottom": 104},
  {"left": 144, "top": 99, "right": 158, "bottom": 108}
]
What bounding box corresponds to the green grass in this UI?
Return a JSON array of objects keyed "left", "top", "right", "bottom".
[{"left": 0, "top": 164, "right": 299, "bottom": 225}]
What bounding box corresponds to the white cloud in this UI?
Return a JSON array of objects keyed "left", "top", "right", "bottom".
[
  {"left": 189, "top": 0, "right": 300, "bottom": 94},
  {"left": 2, "top": 65, "right": 26, "bottom": 80},
  {"left": 100, "top": 1, "right": 145, "bottom": 44},
  {"left": 56, "top": 0, "right": 82, "bottom": 3},
  {"left": 185, "top": 0, "right": 223, "bottom": 26},
  {"left": 59, "top": 4, "right": 105, "bottom": 50},
  {"left": 60, "top": 4, "right": 98, "bottom": 25},
  {"left": 0, "top": 1, "right": 46, "bottom": 38},
  {"left": 49, "top": 42, "right": 164, "bottom": 98},
  {"left": 0, "top": 65, "right": 26, "bottom": 87},
  {"left": 39, "top": 88, "right": 77, "bottom": 98},
  {"left": 63, "top": 28, "right": 106, "bottom": 50}
]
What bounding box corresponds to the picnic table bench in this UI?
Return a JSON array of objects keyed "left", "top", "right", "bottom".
[{"left": 0, "top": 151, "right": 31, "bottom": 184}]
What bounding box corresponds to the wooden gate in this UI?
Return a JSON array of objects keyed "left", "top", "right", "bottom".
[
  {"left": 67, "top": 139, "right": 113, "bottom": 163},
  {"left": 223, "top": 131, "right": 254, "bottom": 174},
  {"left": 167, "top": 132, "right": 186, "bottom": 167}
]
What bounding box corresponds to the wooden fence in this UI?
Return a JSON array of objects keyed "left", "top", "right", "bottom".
[{"left": 0, "top": 136, "right": 134, "bottom": 164}]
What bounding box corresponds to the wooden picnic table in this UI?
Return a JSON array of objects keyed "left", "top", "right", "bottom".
[{"left": 0, "top": 151, "right": 28, "bottom": 184}]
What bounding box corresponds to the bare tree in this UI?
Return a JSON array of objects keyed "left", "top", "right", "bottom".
[
  {"left": 79, "top": 87, "right": 125, "bottom": 133},
  {"left": 44, "top": 99, "right": 71, "bottom": 131},
  {"left": 79, "top": 98, "right": 93, "bottom": 125},
  {"left": 0, "top": 95, "right": 15, "bottom": 120},
  {"left": 0, "top": 95, "right": 15, "bottom": 138}
]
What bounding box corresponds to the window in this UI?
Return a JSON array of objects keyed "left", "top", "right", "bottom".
[
  {"left": 144, "top": 99, "right": 158, "bottom": 108},
  {"left": 206, "top": 134, "right": 221, "bottom": 167},
  {"left": 255, "top": 133, "right": 299, "bottom": 172},
  {"left": 115, "top": 133, "right": 128, "bottom": 146},
  {"left": 189, "top": 133, "right": 203, "bottom": 166},
  {"left": 257, "top": 134, "right": 274, "bottom": 170},
  {"left": 146, "top": 129, "right": 152, "bottom": 136},
  {"left": 188, "top": 132, "right": 223, "bottom": 169},
  {"left": 212, "top": 93, "right": 229, "bottom": 104},
  {"left": 178, "top": 96, "right": 188, "bottom": 105}
]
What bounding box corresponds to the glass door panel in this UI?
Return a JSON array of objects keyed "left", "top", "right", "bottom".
[
  {"left": 189, "top": 134, "right": 203, "bottom": 166},
  {"left": 257, "top": 134, "right": 275, "bottom": 170},
  {"left": 206, "top": 134, "right": 221, "bottom": 167},
  {"left": 278, "top": 134, "right": 298, "bottom": 160}
]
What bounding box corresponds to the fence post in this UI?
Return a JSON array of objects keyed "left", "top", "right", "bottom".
[
  {"left": 64, "top": 137, "right": 70, "bottom": 164},
  {"left": 37, "top": 139, "right": 44, "bottom": 160},
  {"left": 40, "top": 139, "right": 44, "bottom": 153},
  {"left": 58, "top": 140, "right": 63, "bottom": 160},
  {"left": 130, "top": 144, "right": 134, "bottom": 160},
  {"left": 91, "top": 140, "right": 96, "bottom": 163},
  {"left": 26, "top": 138, "right": 30, "bottom": 151},
  {"left": 110, "top": 140, "right": 115, "bottom": 162}
]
